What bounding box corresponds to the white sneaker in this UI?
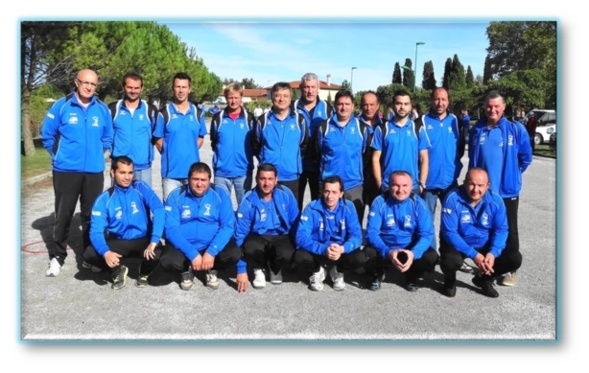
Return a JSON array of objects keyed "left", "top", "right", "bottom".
[
  {"left": 329, "top": 265, "right": 345, "bottom": 291},
  {"left": 45, "top": 258, "right": 62, "bottom": 277},
  {"left": 206, "top": 270, "right": 220, "bottom": 290},
  {"left": 252, "top": 268, "right": 266, "bottom": 289},
  {"left": 309, "top": 266, "right": 325, "bottom": 291},
  {"left": 270, "top": 268, "right": 283, "bottom": 285}
]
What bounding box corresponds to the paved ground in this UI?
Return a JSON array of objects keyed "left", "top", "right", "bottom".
[{"left": 18, "top": 130, "right": 557, "bottom": 342}]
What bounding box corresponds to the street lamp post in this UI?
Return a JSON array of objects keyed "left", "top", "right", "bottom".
[
  {"left": 401, "top": 41, "right": 425, "bottom": 92},
  {"left": 350, "top": 66, "right": 357, "bottom": 93}
]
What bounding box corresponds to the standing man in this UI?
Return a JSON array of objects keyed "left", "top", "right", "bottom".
[
  {"left": 439, "top": 168, "right": 522, "bottom": 298},
  {"left": 525, "top": 111, "right": 537, "bottom": 151},
  {"left": 294, "top": 72, "right": 333, "bottom": 211},
  {"left": 295, "top": 176, "right": 365, "bottom": 291},
  {"left": 364, "top": 171, "right": 437, "bottom": 292},
  {"left": 253, "top": 82, "right": 308, "bottom": 202},
  {"left": 210, "top": 83, "right": 255, "bottom": 206},
  {"left": 154, "top": 72, "right": 206, "bottom": 201},
  {"left": 109, "top": 71, "right": 161, "bottom": 187},
  {"left": 82, "top": 156, "right": 165, "bottom": 290},
  {"left": 41, "top": 68, "right": 113, "bottom": 277},
  {"left": 160, "top": 162, "right": 243, "bottom": 291},
  {"left": 460, "top": 107, "right": 471, "bottom": 137},
  {"left": 315, "top": 90, "right": 369, "bottom": 223},
  {"left": 419, "top": 88, "right": 465, "bottom": 249},
  {"left": 372, "top": 90, "right": 430, "bottom": 196},
  {"left": 358, "top": 91, "right": 384, "bottom": 224},
  {"left": 235, "top": 163, "right": 299, "bottom": 290},
  {"left": 468, "top": 90, "right": 533, "bottom": 287}
]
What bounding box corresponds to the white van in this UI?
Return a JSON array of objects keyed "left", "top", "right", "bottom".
[{"left": 525, "top": 109, "right": 556, "bottom": 145}]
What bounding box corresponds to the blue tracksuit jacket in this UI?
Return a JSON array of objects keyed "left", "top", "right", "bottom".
[
  {"left": 468, "top": 116, "right": 533, "bottom": 198},
  {"left": 441, "top": 186, "right": 508, "bottom": 258},
  {"left": 366, "top": 193, "right": 434, "bottom": 259},
  {"left": 294, "top": 98, "right": 333, "bottom": 172},
  {"left": 41, "top": 92, "right": 113, "bottom": 173},
  {"left": 210, "top": 108, "right": 255, "bottom": 178},
  {"left": 296, "top": 198, "right": 362, "bottom": 255},
  {"left": 235, "top": 185, "right": 299, "bottom": 247},
  {"left": 89, "top": 180, "right": 164, "bottom": 256}
]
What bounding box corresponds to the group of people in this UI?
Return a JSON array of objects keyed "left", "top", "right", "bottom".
[{"left": 40, "top": 68, "right": 533, "bottom": 298}]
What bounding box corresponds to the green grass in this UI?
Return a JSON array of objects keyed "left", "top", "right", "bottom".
[
  {"left": 534, "top": 144, "right": 556, "bottom": 158},
  {"left": 21, "top": 144, "right": 52, "bottom": 179}
]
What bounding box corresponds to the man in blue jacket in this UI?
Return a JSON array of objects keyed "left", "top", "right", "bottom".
[
  {"left": 82, "top": 156, "right": 165, "bottom": 290},
  {"left": 419, "top": 88, "right": 465, "bottom": 249},
  {"left": 109, "top": 71, "right": 162, "bottom": 187},
  {"left": 160, "top": 162, "right": 243, "bottom": 291},
  {"left": 235, "top": 163, "right": 299, "bottom": 290},
  {"left": 315, "top": 90, "right": 369, "bottom": 224},
  {"left": 439, "top": 168, "right": 522, "bottom": 298},
  {"left": 154, "top": 72, "right": 207, "bottom": 201},
  {"left": 294, "top": 72, "right": 333, "bottom": 211},
  {"left": 468, "top": 90, "right": 533, "bottom": 287},
  {"left": 295, "top": 176, "right": 365, "bottom": 291},
  {"left": 41, "top": 68, "right": 113, "bottom": 277},
  {"left": 210, "top": 83, "right": 255, "bottom": 206},
  {"left": 364, "top": 171, "right": 438, "bottom": 292},
  {"left": 253, "top": 82, "right": 308, "bottom": 203}
]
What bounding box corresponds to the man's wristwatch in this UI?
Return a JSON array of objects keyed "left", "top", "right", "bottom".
[{"left": 419, "top": 181, "right": 426, "bottom": 189}]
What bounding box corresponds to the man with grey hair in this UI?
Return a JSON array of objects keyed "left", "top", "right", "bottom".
[
  {"left": 293, "top": 72, "right": 333, "bottom": 210},
  {"left": 468, "top": 90, "right": 532, "bottom": 287}
]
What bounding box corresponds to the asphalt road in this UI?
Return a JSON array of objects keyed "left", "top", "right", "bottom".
[{"left": 19, "top": 135, "right": 557, "bottom": 342}]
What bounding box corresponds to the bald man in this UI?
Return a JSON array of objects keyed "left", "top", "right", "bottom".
[{"left": 41, "top": 69, "right": 114, "bottom": 277}]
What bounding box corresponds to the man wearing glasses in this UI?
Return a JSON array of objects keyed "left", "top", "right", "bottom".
[{"left": 41, "top": 69, "right": 113, "bottom": 277}]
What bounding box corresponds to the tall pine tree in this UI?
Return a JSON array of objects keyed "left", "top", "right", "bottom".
[
  {"left": 442, "top": 57, "right": 452, "bottom": 89},
  {"left": 422, "top": 60, "right": 436, "bottom": 90},
  {"left": 392, "top": 62, "right": 402, "bottom": 84},
  {"left": 402, "top": 58, "right": 413, "bottom": 88}
]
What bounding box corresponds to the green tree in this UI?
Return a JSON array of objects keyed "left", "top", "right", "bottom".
[
  {"left": 240, "top": 78, "right": 260, "bottom": 89},
  {"left": 486, "top": 21, "right": 556, "bottom": 108},
  {"left": 422, "top": 60, "right": 436, "bottom": 90},
  {"left": 466, "top": 65, "right": 475, "bottom": 88},
  {"left": 392, "top": 62, "right": 402, "bottom": 84},
  {"left": 483, "top": 55, "right": 493, "bottom": 84},
  {"left": 442, "top": 58, "right": 452, "bottom": 89},
  {"left": 448, "top": 54, "right": 466, "bottom": 90},
  {"left": 340, "top": 79, "right": 351, "bottom": 91},
  {"left": 402, "top": 58, "right": 413, "bottom": 88}
]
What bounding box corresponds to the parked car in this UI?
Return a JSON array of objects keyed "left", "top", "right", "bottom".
[{"left": 524, "top": 109, "right": 556, "bottom": 145}]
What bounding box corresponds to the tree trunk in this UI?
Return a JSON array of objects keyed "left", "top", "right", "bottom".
[{"left": 21, "top": 87, "right": 36, "bottom": 157}]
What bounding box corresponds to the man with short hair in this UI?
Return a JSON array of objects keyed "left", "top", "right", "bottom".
[
  {"left": 364, "top": 171, "right": 438, "bottom": 292},
  {"left": 468, "top": 90, "right": 533, "bottom": 287},
  {"left": 82, "top": 156, "right": 165, "bottom": 290},
  {"left": 253, "top": 82, "right": 308, "bottom": 202},
  {"left": 295, "top": 176, "right": 365, "bottom": 291},
  {"left": 358, "top": 91, "right": 383, "bottom": 223},
  {"left": 154, "top": 72, "right": 206, "bottom": 201},
  {"left": 372, "top": 90, "right": 429, "bottom": 196},
  {"left": 160, "top": 162, "right": 243, "bottom": 291},
  {"left": 315, "top": 89, "right": 369, "bottom": 224},
  {"left": 439, "top": 168, "right": 522, "bottom": 298},
  {"left": 419, "top": 88, "right": 465, "bottom": 250},
  {"left": 210, "top": 83, "right": 255, "bottom": 206},
  {"left": 294, "top": 72, "right": 333, "bottom": 210},
  {"left": 109, "top": 71, "right": 161, "bottom": 187},
  {"left": 41, "top": 68, "right": 113, "bottom": 277},
  {"left": 235, "top": 163, "right": 299, "bottom": 290}
]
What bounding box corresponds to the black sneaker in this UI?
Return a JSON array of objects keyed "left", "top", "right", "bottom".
[
  {"left": 135, "top": 273, "right": 150, "bottom": 288},
  {"left": 472, "top": 275, "right": 499, "bottom": 298},
  {"left": 111, "top": 265, "right": 128, "bottom": 290},
  {"left": 180, "top": 267, "right": 194, "bottom": 291},
  {"left": 441, "top": 285, "right": 457, "bottom": 298},
  {"left": 405, "top": 282, "right": 419, "bottom": 292}
]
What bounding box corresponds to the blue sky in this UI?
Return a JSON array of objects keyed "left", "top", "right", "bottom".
[{"left": 162, "top": 21, "right": 490, "bottom": 92}]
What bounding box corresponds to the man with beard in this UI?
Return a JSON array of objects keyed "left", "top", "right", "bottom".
[{"left": 372, "top": 90, "right": 430, "bottom": 195}]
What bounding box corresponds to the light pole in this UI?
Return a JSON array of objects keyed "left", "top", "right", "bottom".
[
  {"left": 401, "top": 41, "right": 425, "bottom": 92},
  {"left": 350, "top": 66, "right": 357, "bottom": 93}
]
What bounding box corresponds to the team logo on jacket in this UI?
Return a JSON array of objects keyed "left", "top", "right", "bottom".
[
  {"left": 403, "top": 215, "right": 412, "bottom": 227},
  {"left": 204, "top": 204, "right": 211, "bottom": 216},
  {"left": 387, "top": 218, "right": 395, "bottom": 227},
  {"left": 189, "top": 115, "right": 195, "bottom": 121},
  {"left": 427, "top": 124, "right": 433, "bottom": 130},
  {"left": 406, "top": 130, "right": 412, "bottom": 136},
  {"left": 319, "top": 219, "right": 324, "bottom": 231},
  {"left": 131, "top": 201, "right": 139, "bottom": 214},
  {"left": 260, "top": 209, "right": 267, "bottom": 222},
  {"left": 182, "top": 208, "right": 191, "bottom": 219},
  {"left": 448, "top": 126, "right": 453, "bottom": 133},
  {"left": 482, "top": 213, "right": 489, "bottom": 226},
  {"left": 508, "top": 135, "right": 513, "bottom": 146},
  {"left": 340, "top": 219, "right": 346, "bottom": 230},
  {"left": 92, "top": 116, "right": 99, "bottom": 127},
  {"left": 350, "top": 127, "right": 356, "bottom": 135},
  {"left": 461, "top": 214, "right": 471, "bottom": 223},
  {"left": 115, "top": 209, "right": 123, "bottom": 220},
  {"left": 68, "top": 114, "right": 79, "bottom": 125},
  {"left": 139, "top": 114, "right": 145, "bottom": 121},
  {"left": 389, "top": 129, "right": 396, "bottom": 134}
]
